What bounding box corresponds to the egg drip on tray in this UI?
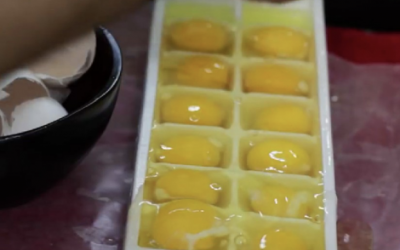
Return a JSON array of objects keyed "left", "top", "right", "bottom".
[
  {"left": 131, "top": 0, "right": 329, "bottom": 250},
  {"left": 0, "top": 31, "right": 96, "bottom": 136}
]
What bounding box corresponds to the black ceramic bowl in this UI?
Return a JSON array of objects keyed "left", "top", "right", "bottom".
[{"left": 0, "top": 27, "right": 122, "bottom": 209}]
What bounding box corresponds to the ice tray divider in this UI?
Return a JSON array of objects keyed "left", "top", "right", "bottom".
[{"left": 220, "top": 11, "right": 244, "bottom": 250}]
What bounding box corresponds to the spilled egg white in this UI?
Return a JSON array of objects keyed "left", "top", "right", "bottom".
[
  {"left": 8, "top": 97, "right": 68, "bottom": 136},
  {"left": 27, "top": 31, "right": 97, "bottom": 87}
]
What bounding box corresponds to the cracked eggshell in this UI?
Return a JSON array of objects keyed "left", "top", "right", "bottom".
[
  {"left": 0, "top": 70, "right": 50, "bottom": 126},
  {"left": 27, "top": 31, "right": 97, "bottom": 87},
  {"left": 47, "top": 86, "right": 71, "bottom": 103},
  {"left": 8, "top": 97, "right": 68, "bottom": 136},
  {"left": 0, "top": 110, "right": 10, "bottom": 136}
]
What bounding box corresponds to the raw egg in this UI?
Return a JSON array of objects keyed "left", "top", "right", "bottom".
[
  {"left": 246, "top": 139, "right": 311, "bottom": 175},
  {"left": 252, "top": 229, "right": 308, "bottom": 250},
  {"left": 154, "top": 169, "right": 220, "bottom": 204},
  {"left": 246, "top": 26, "right": 309, "bottom": 60},
  {"left": 253, "top": 104, "right": 311, "bottom": 134},
  {"left": 175, "top": 56, "right": 230, "bottom": 89},
  {"left": 161, "top": 95, "right": 225, "bottom": 126},
  {"left": 169, "top": 19, "right": 229, "bottom": 53},
  {"left": 157, "top": 135, "right": 221, "bottom": 167},
  {"left": 152, "top": 199, "right": 224, "bottom": 250},
  {"left": 243, "top": 64, "right": 308, "bottom": 96},
  {"left": 250, "top": 186, "right": 310, "bottom": 219}
]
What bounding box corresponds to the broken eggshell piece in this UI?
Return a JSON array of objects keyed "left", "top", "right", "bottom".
[
  {"left": 27, "top": 31, "right": 97, "bottom": 87},
  {"left": 0, "top": 110, "right": 10, "bottom": 136},
  {"left": 10, "top": 97, "right": 68, "bottom": 136},
  {"left": 47, "top": 87, "right": 71, "bottom": 103},
  {"left": 0, "top": 70, "right": 50, "bottom": 129}
]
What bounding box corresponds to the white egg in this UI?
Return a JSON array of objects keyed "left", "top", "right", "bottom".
[
  {"left": 9, "top": 97, "right": 68, "bottom": 135},
  {"left": 27, "top": 31, "right": 97, "bottom": 87},
  {"left": 0, "top": 73, "right": 50, "bottom": 126}
]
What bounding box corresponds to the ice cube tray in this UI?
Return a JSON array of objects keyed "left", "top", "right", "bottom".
[{"left": 124, "top": 0, "right": 336, "bottom": 250}]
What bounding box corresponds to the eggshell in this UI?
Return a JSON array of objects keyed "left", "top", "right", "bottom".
[
  {"left": 0, "top": 110, "right": 10, "bottom": 136},
  {"left": 27, "top": 31, "right": 96, "bottom": 87},
  {"left": 0, "top": 70, "right": 50, "bottom": 125},
  {"left": 9, "top": 97, "right": 68, "bottom": 135},
  {"left": 47, "top": 87, "right": 71, "bottom": 103}
]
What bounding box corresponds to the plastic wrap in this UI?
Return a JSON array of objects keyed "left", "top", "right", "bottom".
[{"left": 331, "top": 54, "right": 400, "bottom": 250}]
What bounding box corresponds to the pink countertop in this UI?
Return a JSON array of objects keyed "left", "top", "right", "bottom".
[{"left": 1, "top": 3, "right": 399, "bottom": 250}]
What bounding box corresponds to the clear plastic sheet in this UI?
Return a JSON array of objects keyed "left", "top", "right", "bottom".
[
  {"left": 0, "top": 2, "right": 396, "bottom": 250},
  {"left": 331, "top": 54, "right": 400, "bottom": 250}
]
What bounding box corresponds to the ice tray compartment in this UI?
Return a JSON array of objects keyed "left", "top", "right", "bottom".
[{"left": 125, "top": 0, "right": 335, "bottom": 250}]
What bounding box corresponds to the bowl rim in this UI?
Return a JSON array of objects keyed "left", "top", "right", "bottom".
[{"left": 0, "top": 27, "right": 123, "bottom": 141}]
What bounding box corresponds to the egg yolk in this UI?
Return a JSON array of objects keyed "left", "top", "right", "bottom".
[
  {"left": 169, "top": 19, "right": 229, "bottom": 53},
  {"left": 250, "top": 186, "right": 310, "bottom": 219},
  {"left": 243, "top": 64, "right": 309, "bottom": 96},
  {"left": 152, "top": 199, "right": 218, "bottom": 250},
  {"left": 154, "top": 169, "right": 220, "bottom": 204},
  {"left": 161, "top": 95, "right": 225, "bottom": 127},
  {"left": 253, "top": 104, "right": 311, "bottom": 134},
  {"left": 247, "top": 27, "right": 309, "bottom": 60},
  {"left": 175, "top": 56, "right": 230, "bottom": 89},
  {"left": 246, "top": 139, "right": 311, "bottom": 175},
  {"left": 157, "top": 136, "right": 221, "bottom": 167},
  {"left": 252, "top": 229, "right": 308, "bottom": 250}
]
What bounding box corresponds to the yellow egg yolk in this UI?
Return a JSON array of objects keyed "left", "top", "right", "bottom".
[
  {"left": 243, "top": 64, "right": 309, "bottom": 96},
  {"left": 246, "top": 139, "right": 311, "bottom": 175},
  {"left": 154, "top": 169, "right": 220, "bottom": 204},
  {"left": 157, "top": 136, "right": 221, "bottom": 167},
  {"left": 253, "top": 104, "right": 311, "bottom": 134},
  {"left": 250, "top": 186, "right": 310, "bottom": 219},
  {"left": 175, "top": 56, "right": 230, "bottom": 89},
  {"left": 247, "top": 27, "right": 309, "bottom": 60},
  {"left": 252, "top": 229, "right": 308, "bottom": 250},
  {"left": 170, "top": 19, "right": 229, "bottom": 53},
  {"left": 161, "top": 95, "right": 225, "bottom": 127},
  {"left": 152, "top": 199, "right": 219, "bottom": 250}
]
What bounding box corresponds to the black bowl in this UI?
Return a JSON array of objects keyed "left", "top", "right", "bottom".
[{"left": 0, "top": 27, "right": 123, "bottom": 209}]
